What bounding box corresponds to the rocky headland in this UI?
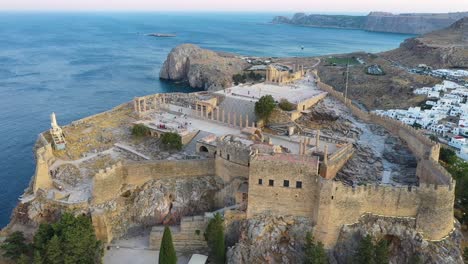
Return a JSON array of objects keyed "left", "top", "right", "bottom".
[
  {"left": 382, "top": 17, "right": 468, "bottom": 69},
  {"left": 159, "top": 44, "right": 249, "bottom": 90},
  {"left": 273, "top": 11, "right": 468, "bottom": 34}
]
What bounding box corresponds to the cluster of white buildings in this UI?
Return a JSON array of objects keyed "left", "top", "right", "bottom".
[{"left": 373, "top": 80, "right": 468, "bottom": 161}]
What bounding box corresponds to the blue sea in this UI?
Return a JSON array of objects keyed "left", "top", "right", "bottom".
[{"left": 0, "top": 12, "right": 413, "bottom": 227}]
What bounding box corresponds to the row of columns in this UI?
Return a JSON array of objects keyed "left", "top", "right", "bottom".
[
  {"left": 133, "top": 95, "right": 166, "bottom": 115},
  {"left": 195, "top": 106, "right": 254, "bottom": 128}
]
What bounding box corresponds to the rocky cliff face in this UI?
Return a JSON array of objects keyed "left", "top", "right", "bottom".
[
  {"left": 272, "top": 12, "right": 468, "bottom": 34},
  {"left": 159, "top": 44, "right": 248, "bottom": 91},
  {"left": 382, "top": 17, "right": 468, "bottom": 68},
  {"left": 333, "top": 214, "right": 463, "bottom": 264},
  {"left": 94, "top": 176, "right": 220, "bottom": 238},
  {"left": 227, "top": 215, "right": 312, "bottom": 264}
]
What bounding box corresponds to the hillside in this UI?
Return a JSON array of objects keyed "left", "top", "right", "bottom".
[
  {"left": 316, "top": 53, "right": 439, "bottom": 110},
  {"left": 382, "top": 17, "right": 468, "bottom": 68},
  {"left": 273, "top": 12, "right": 468, "bottom": 34}
]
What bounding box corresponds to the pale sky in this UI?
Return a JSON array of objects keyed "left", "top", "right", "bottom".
[{"left": 1, "top": 0, "right": 467, "bottom": 13}]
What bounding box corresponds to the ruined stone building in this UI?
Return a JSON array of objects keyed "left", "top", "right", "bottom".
[{"left": 28, "top": 78, "right": 456, "bottom": 256}]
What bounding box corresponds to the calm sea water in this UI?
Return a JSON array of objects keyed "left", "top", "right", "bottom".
[{"left": 0, "top": 12, "right": 413, "bottom": 227}]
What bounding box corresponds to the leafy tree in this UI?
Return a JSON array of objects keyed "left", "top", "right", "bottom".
[
  {"left": 0, "top": 231, "right": 29, "bottom": 260},
  {"left": 45, "top": 235, "right": 62, "bottom": 264},
  {"left": 429, "top": 134, "right": 439, "bottom": 142},
  {"left": 161, "top": 132, "right": 183, "bottom": 150},
  {"left": 232, "top": 73, "right": 246, "bottom": 85},
  {"left": 32, "top": 213, "right": 103, "bottom": 264},
  {"left": 17, "top": 254, "right": 30, "bottom": 264},
  {"left": 354, "top": 235, "right": 375, "bottom": 264},
  {"left": 255, "top": 95, "right": 276, "bottom": 121},
  {"left": 278, "top": 98, "right": 297, "bottom": 111},
  {"left": 304, "top": 232, "right": 327, "bottom": 264},
  {"left": 159, "top": 226, "right": 177, "bottom": 264},
  {"left": 131, "top": 124, "right": 150, "bottom": 137},
  {"left": 34, "top": 250, "right": 44, "bottom": 264},
  {"left": 374, "top": 239, "right": 389, "bottom": 264},
  {"left": 205, "top": 213, "right": 225, "bottom": 264},
  {"left": 34, "top": 223, "right": 54, "bottom": 254},
  {"left": 440, "top": 147, "right": 457, "bottom": 164},
  {"left": 463, "top": 247, "right": 468, "bottom": 264}
]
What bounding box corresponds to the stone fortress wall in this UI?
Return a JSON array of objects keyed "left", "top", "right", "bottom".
[
  {"left": 149, "top": 215, "right": 208, "bottom": 252},
  {"left": 92, "top": 159, "right": 216, "bottom": 204},
  {"left": 33, "top": 136, "right": 56, "bottom": 193},
  {"left": 319, "top": 142, "right": 354, "bottom": 179},
  {"left": 306, "top": 70, "right": 455, "bottom": 247},
  {"left": 29, "top": 70, "right": 456, "bottom": 250}
]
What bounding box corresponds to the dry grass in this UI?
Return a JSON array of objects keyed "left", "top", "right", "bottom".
[{"left": 54, "top": 105, "right": 135, "bottom": 160}]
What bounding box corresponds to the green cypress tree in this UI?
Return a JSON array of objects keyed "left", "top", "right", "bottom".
[
  {"left": 45, "top": 235, "right": 63, "bottom": 264},
  {"left": 304, "top": 232, "right": 327, "bottom": 264},
  {"left": 0, "top": 231, "right": 29, "bottom": 260},
  {"left": 159, "top": 226, "right": 177, "bottom": 264},
  {"left": 374, "top": 239, "right": 389, "bottom": 264},
  {"left": 205, "top": 213, "right": 225, "bottom": 264},
  {"left": 354, "top": 234, "right": 375, "bottom": 264}
]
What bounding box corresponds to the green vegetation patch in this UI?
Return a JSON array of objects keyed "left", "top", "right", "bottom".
[
  {"left": 1, "top": 213, "right": 103, "bottom": 263},
  {"left": 159, "top": 226, "right": 177, "bottom": 264},
  {"left": 204, "top": 213, "right": 225, "bottom": 264},
  {"left": 326, "top": 56, "right": 360, "bottom": 66},
  {"left": 278, "top": 98, "right": 297, "bottom": 112},
  {"left": 255, "top": 95, "right": 276, "bottom": 121},
  {"left": 131, "top": 123, "right": 150, "bottom": 137},
  {"left": 161, "top": 132, "right": 183, "bottom": 150}
]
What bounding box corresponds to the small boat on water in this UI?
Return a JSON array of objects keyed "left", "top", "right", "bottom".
[{"left": 147, "top": 33, "right": 177, "bottom": 37}]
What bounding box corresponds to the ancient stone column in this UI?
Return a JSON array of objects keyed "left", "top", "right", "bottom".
[
  {"left": 133, "top": 98, "right": 138, "bottom": 113},
  {"left": 211, "top": 109, "right": 214, "bottom": 120},
  {"left": 299, "top": 139, "right": 304, "bottom": 155},
  {"left": 324, "top": 145, "right": 329, "bottom": 165},
  {"left": 239, "top": 114, "right": 243, "bottom": 128},
  {"left": 222, "top": 109, "right": 225, "bottom": 123},
  {"left": 216, "top": 108, "right": 219, "bottom": 121},
  {"left": 316, "top": 130, "right": 321, "bottom": 150},
  {"left": 245, "top": 115, "right": 249, "bottom": 128},
  {"left": 233, "top": 113, "right": 237, "bottom": 127}
]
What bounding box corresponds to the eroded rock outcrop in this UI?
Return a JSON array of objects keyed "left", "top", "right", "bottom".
[
  {"left": 93, "top": 175, "right": 221, "bottom": 238},
  {"left": 333, "top": 214, "right": 463, "bottom": 264},
  {"left": 227, "top": 215, "right": 312, "bottom": 264},
  {"left": 159, "top": 44, "right": 248, "bottom": 90}
]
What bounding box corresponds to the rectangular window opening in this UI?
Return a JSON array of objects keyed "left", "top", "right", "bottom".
[
  {"left": 283, "top": 180, "right": 290, "bottom": 187},
  {"left": 296, "top": 181, "right": 302, "bottom": 189},
  {"left": 269, "top": 179, "right": 274, "bottom": 186}
]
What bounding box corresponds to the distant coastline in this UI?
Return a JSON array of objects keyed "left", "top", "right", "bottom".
[{"left": 273, "top": 11, "right": 468, "bottom": 34}]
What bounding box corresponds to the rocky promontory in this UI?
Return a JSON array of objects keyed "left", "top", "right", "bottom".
[
  {"left": 159, "top": 44, "right": 248, "bottom": 91},
  {"left": 382, "top": 17, "right": 468, "bottom": 68},
  {"left": 273, "top": 11, "right": 468, "bottom": 34}
]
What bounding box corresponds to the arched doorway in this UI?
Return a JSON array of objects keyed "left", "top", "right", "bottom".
[{"left": 199, "top": 146, "right": 209, "bottom": 153}]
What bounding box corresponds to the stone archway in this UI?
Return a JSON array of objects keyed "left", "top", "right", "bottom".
[{"left": 199, "top": 146, "right": 209, "bottom": 153}]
